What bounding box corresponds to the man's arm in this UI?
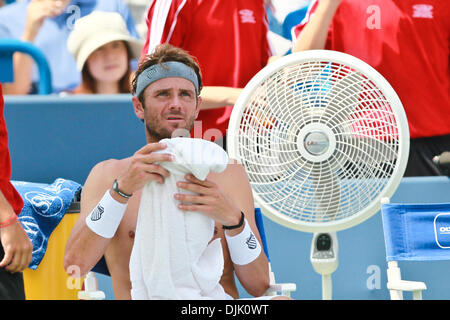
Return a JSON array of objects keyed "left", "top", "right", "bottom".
[
  {"left": 199, "top": 86, "right": 243, "bottom": 110},
  {"left": 64, "top": 161, "right": 116, "bottom": 277},
  {"left": 0, "top": 82, "right": 32, "bottom": 271},
  {"left": 220, "top": 163, "right": 270, "bottom": 297},
  {"left": 0, "top": 190, "right": 32, "bottom": 273},
  {"left": 292, "top": 0, "right": 341, "bottom": 52},
  {"left": 64, "top": 142, "right": 174, "bottom": 277}
]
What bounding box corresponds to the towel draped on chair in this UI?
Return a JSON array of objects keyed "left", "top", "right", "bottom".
[{"left": 12, "top": 178, "right": 82, "bottom": 269}]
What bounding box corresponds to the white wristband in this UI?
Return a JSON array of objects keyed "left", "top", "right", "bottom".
[
  {"left": 225, "top": 218, "right": 262, "bottom": 265},
  {"left": 85, "top": 190, "right": 127, "bottom": 239}
]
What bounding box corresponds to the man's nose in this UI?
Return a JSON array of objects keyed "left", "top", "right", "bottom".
[{"left": 168, "top": 95, "right": 182, "bottom": 110}]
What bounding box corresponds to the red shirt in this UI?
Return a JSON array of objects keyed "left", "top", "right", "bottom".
[
  {"left": 142, "top": 0, "right": 272, "bottom": 138},
  {"left": 294, "top": 0, "right": 450, "bottom": 139},
  {"left": 0, "top": 84, "right": 23, "bottom": 215}
]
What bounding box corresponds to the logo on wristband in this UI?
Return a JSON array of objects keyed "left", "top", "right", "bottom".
[
  {"left": 246, "top": 233, "right": 257, "bottom": 249},
  {"left": 90, "top": 204, "right": 104, "bottom": 221}
]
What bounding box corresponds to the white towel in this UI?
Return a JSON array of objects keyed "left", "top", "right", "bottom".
[{"left": 129, "top": 138, "right": 229, "bottom": 299}]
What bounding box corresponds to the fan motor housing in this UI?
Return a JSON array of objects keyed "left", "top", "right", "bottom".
[
  {"left": 297, "top": 123, "right": 336, "bottom": 162},
  {"left": 304, "top": 131, "right": 329, "bottom": 155}
]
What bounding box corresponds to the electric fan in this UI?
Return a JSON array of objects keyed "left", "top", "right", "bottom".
[{"left": 227, "top": 50, "right": 409, "bottom": 299}]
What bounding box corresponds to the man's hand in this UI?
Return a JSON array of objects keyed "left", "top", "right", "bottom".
[
  {"left": 174, "top": 174, "right": 242, "bottom": 227},
  {"left": 0, "top": 219, "right": 33, "bottom": 273},
  {"left": 115, "top": 142, "right": 174, "bottom": 198}
]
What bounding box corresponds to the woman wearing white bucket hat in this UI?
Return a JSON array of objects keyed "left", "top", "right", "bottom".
[{"left": 68, "top": 11, "right": 143, "bottom": 94}]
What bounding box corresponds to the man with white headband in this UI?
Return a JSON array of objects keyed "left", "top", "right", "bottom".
[{"left": 64, "top": 44, "right": 290, "bottom": 300}]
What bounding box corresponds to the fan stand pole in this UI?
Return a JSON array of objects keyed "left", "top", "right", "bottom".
[{"left": 322, "top": 274, "right": 333, "bottom": 300}]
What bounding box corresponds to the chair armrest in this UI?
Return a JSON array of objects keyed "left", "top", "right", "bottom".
[
  {"left": 78, "top": 290, "right": 106, "bottom": 300},
  {"left": 78, "top": 272, "right": 106, "bottom": 300},
  {"left": 265, "top": 283, "right": 297, "bottom": 297},
  {"left": 387, "top": 280, "right": 427, "bottom": 292}
]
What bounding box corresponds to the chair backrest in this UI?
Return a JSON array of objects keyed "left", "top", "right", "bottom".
[
  {"left": 0, "top": 39, "right": 52, "bottom": 94},
  {"left": 92, "top": 208, "right": 272, "bottom": 276},
  {"left": 254, "top": 207, "right": 270, "bottom": 262},
  {"left": 381, "top": 202, "right": 450, "bottom": 262}
]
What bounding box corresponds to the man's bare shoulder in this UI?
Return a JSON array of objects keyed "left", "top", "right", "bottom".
[
  {"left": 89, "top": 157, "right": 131, "bottom": 179},
  {"left": 210, "top": 158, "right": 246, "bottom": 176},
  {"left": 208, "top": 159, "right": 249, "bottom": 189},
  {"left": 82, "top": 157, "right": 133, "bottom": 199}
]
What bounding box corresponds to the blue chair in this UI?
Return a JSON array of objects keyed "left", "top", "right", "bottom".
[
  {"left": 79, "top": 207, "right": 296, "bottom": 299},
  {"left": 255, "top": 207, "right": 296, "bottom": 297},
  {"left": 0, "top": 39, "right": 52, "bottom": 94},
  {"left": 381, "top": 199, "right": 450, "bottom": 299}
]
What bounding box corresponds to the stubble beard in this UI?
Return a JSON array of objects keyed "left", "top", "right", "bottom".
[{"left": 145, "top": 114, "right": 196, "bottom": 142}]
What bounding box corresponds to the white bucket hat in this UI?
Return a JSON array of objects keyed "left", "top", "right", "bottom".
[{"left": 68, "top": 11, "right": 144, "bottom": 71}]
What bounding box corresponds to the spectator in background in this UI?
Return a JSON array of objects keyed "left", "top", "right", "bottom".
[
  {"left": 142, "top": 0, "right": 273, "bottom": 148},
  {"left": 292, "top": 0, "right": 450, "bottom": 176},
  {"left": 0, "top": 0, "right": 138, "bottom": 95},
  {"left": 0, "top": 83, "right": 32, "bottom": 300},
  {"left": 67, "top": 11, "right": 143, "bottom": 94}
]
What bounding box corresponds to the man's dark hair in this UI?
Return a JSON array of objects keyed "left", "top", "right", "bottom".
[{"left": 131, "top": 44, "right": 203, "bottom": 104}]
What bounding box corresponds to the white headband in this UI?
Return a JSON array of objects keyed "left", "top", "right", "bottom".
[{"left": 136, "top": 61, "right": 200, "bottom": 97}]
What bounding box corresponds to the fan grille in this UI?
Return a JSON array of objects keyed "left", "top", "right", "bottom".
[{"left": 233, "top": 56, "right": 406, "bottom": 230}]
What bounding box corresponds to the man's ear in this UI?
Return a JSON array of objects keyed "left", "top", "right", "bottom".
[
  {"left": 132, "top": 96, "right": 145, "bottom": 120},
  {"left": 195, "top": 95, "right": 202, "bottom": 119}
]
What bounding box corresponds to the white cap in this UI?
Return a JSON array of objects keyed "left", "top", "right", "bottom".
[{"left": 68, "top": 11, "right": 143, "bottom": 71}]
